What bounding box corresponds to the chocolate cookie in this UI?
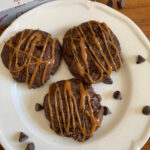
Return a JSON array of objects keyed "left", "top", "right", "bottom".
[
  {"left": 63, "top": 20, "right": 122, "bottom": 84},
  {"left": 43, "top": 79, "right": 104, "bottom": 142},
  {"left": 1, "top": 29, "right": 62, "bottom": 88}
]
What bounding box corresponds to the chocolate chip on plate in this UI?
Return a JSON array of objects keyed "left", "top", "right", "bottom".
[
  {"left": 142, "top": 106, "right": 150, "bottom": 115},
  {"left": 19, "top": 132, "right": 28, "bottom": 143},
  {"left": 113, "top": 91, "right": 122, "bottom": 100},
  {"left": 35, "top": 103, "right": 44, "bottom": 112},
  {"left": 117, "top": 0, "right": 126, "bottom": 8},
  {"left": 103, "top": 106, "right": 112, "bottom": 116},
  {"left": 25, "top": 142, "right": 35, "bottom": 150},
  {"left": 103, "top": 77, "right": 113, "bottom": 84},
  {"left": 107, "top": 0, "right": 114, "bottom": 7},
  {"left": 136, "top": 55, "right": 146, "bottom": 64}
]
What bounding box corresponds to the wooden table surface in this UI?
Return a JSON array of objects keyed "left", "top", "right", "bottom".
[{"left": 0, "top": 0, "right": 150, "bottom": 149}]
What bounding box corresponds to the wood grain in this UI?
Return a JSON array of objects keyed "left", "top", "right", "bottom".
[{"left": 0, "top": 0, "right": 149, "bottom": 149}]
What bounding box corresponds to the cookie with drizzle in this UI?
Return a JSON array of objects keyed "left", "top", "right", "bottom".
[
  {"left": 1, "top": 29, "right": 62, "bottom": 88},
  {"left": 63, "top": 20, "right": 122, "bottom": 84},
  {"left": 43, "top": 79, "right": 104, "bottom": 142}
]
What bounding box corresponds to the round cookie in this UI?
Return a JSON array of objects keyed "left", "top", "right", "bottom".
[
  {"left": 43, "top": 79, "right": 104, "bottom": 142},
  {"left": 63, "top": 20, "right": 122, "bottom": 84},
  {"left": 1, "top": 29, "right": 62, "bottom": 88}
]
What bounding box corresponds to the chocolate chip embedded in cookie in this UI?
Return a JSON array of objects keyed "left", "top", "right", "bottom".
[
  {"left": 43, "top": 79, "right": 104, "bottom": 142},
  {"left": 1, "top": 29, "right": 62, "bottom": 89},
  {"left": 63, "top": 20, "right": 122, "bottom": 84}
]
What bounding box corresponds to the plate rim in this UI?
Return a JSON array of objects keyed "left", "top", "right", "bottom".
[{"left": 0, "top": 0, "right": 150, "bottom": 150}]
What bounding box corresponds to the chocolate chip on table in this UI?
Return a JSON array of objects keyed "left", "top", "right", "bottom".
[
  {"left": 107, "top": 0, "right": 114, "bottom": 7},
  {"left": 142, "top": 106, "right": 150, "bottom": 115},
  {"left": 19, "top": 132, "right": 28, "bottom": 143},
  {"left": 136, "top": 55, "right": 146, "bottom": 64},
  {"left": 35, "top": 103, "right": 44, "bottom": 112},
  {"left": 103, "top": 106, "right": 112, "bottom": 116},
  {"left": 103, "top": 77, "right": 113, "bottom": 84},
  {"left": 117, "top": 0, "right": 126, "bottom": 8},
  {"left": 113, "top": 91, "right": 122, "bottom": 100},
  {"left": 25, "top": 142, "right": 35, "bottom": 150}
]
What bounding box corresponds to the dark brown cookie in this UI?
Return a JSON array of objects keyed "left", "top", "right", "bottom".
[
  {"left": 43, "top": 79, "right": 104, "bottom": 142},
  {"left": 1, "top": 29, "right": 62, "bottom": 89},
  {"left": 63, "top": 20, "right": 122, "bottom": 84}
]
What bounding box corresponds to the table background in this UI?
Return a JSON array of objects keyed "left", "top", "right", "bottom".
[{"left": 0, "top": 0, "right": 150, "bottom": 149}]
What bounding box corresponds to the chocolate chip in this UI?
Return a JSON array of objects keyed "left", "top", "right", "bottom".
[
  {"left": 142, "top": 106, "right": 150, "bottom": 115},
  {"left": 107, "top": 0, "right": 114, "bottom": 7},
  {"left": 113, "top": 91, "right": 122, "bottom": 100},
  {"left": 117, "top": 0, "right": 126, "bottom": 8},
  {"left": 103, "top": 77, "right": 113, "bottom": 84},
  {"left": 25, "top": 142, "right": 35, "bottom": 150},
  {"left": 35, "top": 103, "right": 44, "bottom": 112},
  {"left": 36, "top": 45, "right": 43, "bottom": 50},
  {"left": 19, "top": 132, "right": 28, "bottom": 143},
  {"left": 136, "top": 55, "right": 146, "bottom": 64},
  {"left": 103, "top": 106, "right": 111, "bottom": 116}
]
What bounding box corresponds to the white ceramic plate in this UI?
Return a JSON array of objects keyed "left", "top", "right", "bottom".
[{"left": 0, "top": 0, "right": 150, "bottom": 150}]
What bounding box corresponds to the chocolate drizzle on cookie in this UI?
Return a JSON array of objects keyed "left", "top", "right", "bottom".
[
  {"left": 5, "top": 29, "right": 58, "bottom": 88},
  {"left": 47, "top": 80, "right": 102, "bottom": 142},
  {"left": 63, "top": 21, "right": 122, "bottom": 84}
]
